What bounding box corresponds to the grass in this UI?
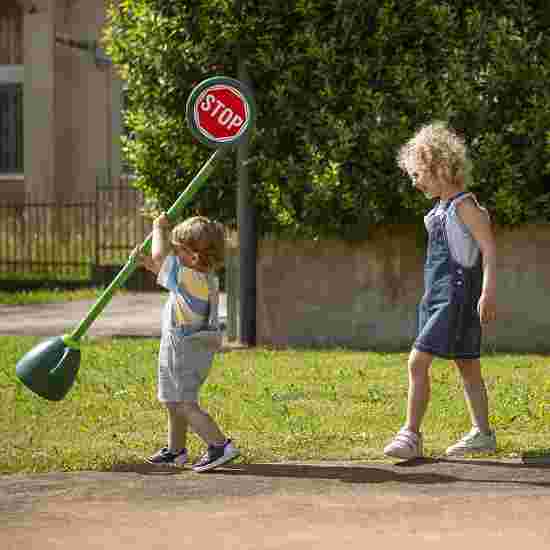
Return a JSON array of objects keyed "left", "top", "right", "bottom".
[
  {"left": 2, "top": 337, "right": 549, "bottom": 474},
  {"left": 0, "top": 288, "right": 125, "bottom": 306}
]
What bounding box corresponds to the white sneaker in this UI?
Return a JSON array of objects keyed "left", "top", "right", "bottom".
[
  {"left": 383, "top": 428, "right": 423, "bottom": 459},
  {"left": 445, "top": 428, "right": 497, "bottom": 456}
]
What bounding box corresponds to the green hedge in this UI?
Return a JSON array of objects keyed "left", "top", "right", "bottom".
[{"left": 105, "top": 1, "right": 550, "bottom": 239}]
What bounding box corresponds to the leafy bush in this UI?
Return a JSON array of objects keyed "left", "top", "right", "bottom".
[{"left": 105, "top": 1, "right": 550, "bottom": 238}]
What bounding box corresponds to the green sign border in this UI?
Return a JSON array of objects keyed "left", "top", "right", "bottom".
[{"left": 186, "top": 76, "right": 256, "bottom": 149}]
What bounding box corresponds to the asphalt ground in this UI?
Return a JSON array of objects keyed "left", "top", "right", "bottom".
[{"left": 0, "top": 292, "right": 226, "bottom": 339}]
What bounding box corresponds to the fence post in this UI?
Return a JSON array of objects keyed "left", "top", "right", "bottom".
[
  {"left": 225, "top": 232, "right": 239, "bottom": 341},
  {"left": 94, "top": 183, "right": 100, "bottom": 269}
]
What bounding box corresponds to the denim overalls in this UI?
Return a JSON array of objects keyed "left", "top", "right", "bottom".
[{"left": 415, "top": 192, "right": 483, "bottom": 359}]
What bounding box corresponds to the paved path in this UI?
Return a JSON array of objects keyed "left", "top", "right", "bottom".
[
  {"left": 2, "top": 459, "right": 550, "bottom": 549},
  {"left": 0, "top": 292, "right": 227, "bottom": 339},
  {"left": 2, "top": 294, "right": 550, "bottom": 548}
]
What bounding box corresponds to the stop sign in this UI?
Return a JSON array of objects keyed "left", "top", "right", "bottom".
[{"left": 186, "top": 77, "right": 255, "bottom": 148}]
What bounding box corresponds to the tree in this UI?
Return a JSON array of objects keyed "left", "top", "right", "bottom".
[{"left": 105, "top": 0, "right": 550, "bottom": 238}]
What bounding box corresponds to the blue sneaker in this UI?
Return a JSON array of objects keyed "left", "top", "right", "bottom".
[
  {"left": 192, "top": 439, "right": 240, "bottom": 472},
  {"left": 146, "top": 447, "right": 188, "bottom": 466}
]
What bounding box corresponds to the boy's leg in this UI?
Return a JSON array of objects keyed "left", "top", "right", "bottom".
[
  {"left": 180, "top": 401, "right": 240, "bottom": 472},
  {"left": 446, "top": 358, "right": 496, "bottom": 456},
  {"left": 405, "top": 348, "right": 434, "bottom": 433},
  {"left": 167, "top": 402, "right": 189, "bottom": 451},
  {"left": 145, "top": 403, "right": 189, "bottom": 465},
  {"left": 384, "top": 348, "right": 432, "bottom": 459},
  {"left": 179, "top": 401, "right": 225, "bottom": 445}
]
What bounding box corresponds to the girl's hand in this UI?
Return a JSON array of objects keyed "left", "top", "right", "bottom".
[{"left": 478, "top": 291, "right": 496, "bottom": 324}]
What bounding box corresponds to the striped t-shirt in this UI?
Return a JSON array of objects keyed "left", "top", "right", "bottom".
[{"left": 157, "top": 255, "right": 215, "bottom": 335}]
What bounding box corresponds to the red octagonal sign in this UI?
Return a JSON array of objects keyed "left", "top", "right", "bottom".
[{"left": 194, "top": 84, "right": 250, "bottom": 144}]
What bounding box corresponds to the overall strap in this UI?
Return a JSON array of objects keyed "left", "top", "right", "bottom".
[{"left": 443, "top": 191, "right": 469, "bottom": 211}]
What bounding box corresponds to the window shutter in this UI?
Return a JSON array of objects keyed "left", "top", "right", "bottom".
[{"left": 0, "top": 83, "right": 23, "bottom": 173}]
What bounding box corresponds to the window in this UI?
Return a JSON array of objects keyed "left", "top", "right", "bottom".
[{"left": 0, "top": 83, "right": 23, "bottom": 174}]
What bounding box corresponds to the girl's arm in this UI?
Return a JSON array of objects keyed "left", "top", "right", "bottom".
[
  {"left": 151, "top": 213, "right": 172, "bottom": 271},
  {"left": 456, "top": 199, "right": 497, "bottom": 324}
]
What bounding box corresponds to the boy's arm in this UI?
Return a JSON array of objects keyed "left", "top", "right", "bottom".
[
  {"left": 456, "top": 199, "right": 497, "bottom": 324},
  {"left": 141, "top": 254, "right": 160, "bottom": 275},
  {"left": 130, "top": 245, "right": 160, "bottom": 275},
  {"left": 151, "top": 213, "right": 171, "bottom": 270}
]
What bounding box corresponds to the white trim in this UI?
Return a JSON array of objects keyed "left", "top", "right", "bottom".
[
  {"left": 0, "top": 65, "right": 24, "bottom": 84},
  {"left": 0, "top": 174, "right": 25, "bottom": 181}
]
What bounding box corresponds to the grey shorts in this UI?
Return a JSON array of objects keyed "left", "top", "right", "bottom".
[{"left": 157, "top": 331, "right": 215, "bottom": 403}]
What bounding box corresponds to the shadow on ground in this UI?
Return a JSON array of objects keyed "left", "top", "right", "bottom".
[{"left": 109, "top": 458, "right": 550, "bottom": 489}]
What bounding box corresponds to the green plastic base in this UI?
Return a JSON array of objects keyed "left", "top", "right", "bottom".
[{"left": 16, "top": 336, "right": 81, "bottom": 401}]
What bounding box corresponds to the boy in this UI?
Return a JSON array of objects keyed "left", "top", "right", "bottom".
[
  {"left": 140, "top": 213, "right": 240, "bottom": 472},
  {"left": 384, "top": 122, "right": 497, "bottom": 459}
]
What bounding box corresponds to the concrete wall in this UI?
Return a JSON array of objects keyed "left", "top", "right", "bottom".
[
  {"left": 1, "top": 0, "right": 121, "bottom": 203},
  {"left": 0, "top": 175, "right": 26, "bottom": 202},
  {"left": 255, "top": 224, "right": 550, "bottom": 353},
  {"left": 54, "top": 0, "right": 121, "bottom": 201},
  {"left": 0, "top": 2, "right": 22, "bottom": 64},
  {"left": 23, "top": 0, "right": 56, "bottom": 202}
]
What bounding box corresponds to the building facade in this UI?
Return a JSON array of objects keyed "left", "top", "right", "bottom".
[{"left": 0, "top": 0, "right": 121, "bottom": 203}]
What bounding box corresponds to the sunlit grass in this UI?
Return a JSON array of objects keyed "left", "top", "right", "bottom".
[
  {"left": 2, "top": 337, "right": 549, "bottom": 474},
  {"left": 0, "top": 288, "right": 112, "bottom": 305}
]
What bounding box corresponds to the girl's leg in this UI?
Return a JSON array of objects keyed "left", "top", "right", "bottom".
[
  {"left": 454, "top": 358, "right": 491, "bottom": 434},
  {"left": 405, "top": 348, "right": 434, "bottom": 433},
  {"left": 445, "top": 358, "right": 496, "bottom": 455},
  {"left": 166, "top": 402, "right": 189, "bottom": 451},
  {"left": 179, "top": 401, "right": 225, "bottom": 446},
  {"left": 384, "top": 348, "right": 433, "bottom": 459}
]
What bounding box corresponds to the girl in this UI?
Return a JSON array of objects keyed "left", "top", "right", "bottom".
[{"left": 384, "top": 122, "right": 497, "bottom": 459}]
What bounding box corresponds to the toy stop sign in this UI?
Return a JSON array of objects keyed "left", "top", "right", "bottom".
[
  {"left": 197, "top": 86, "right": 247, "bottom": 141},
  {"left": 186, "top": 76, "right": 255, "bottom": 148}
]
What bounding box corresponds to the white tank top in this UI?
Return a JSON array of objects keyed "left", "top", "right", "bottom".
[{"left": 424, "top": 193, "right": 489, "bottom": 268}]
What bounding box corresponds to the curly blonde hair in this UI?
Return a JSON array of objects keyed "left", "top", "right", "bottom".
[
  {"left": 397, "top": 121, "right": 471, "bottom": 185},
  {"left": 171, "top": 216, "right": 226, "bottom": 272}
]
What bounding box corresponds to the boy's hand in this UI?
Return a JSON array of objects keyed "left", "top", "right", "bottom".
[
  {"left": 130, "top": 245, "right": 159, "bottom": 274},
  {"left": 478, "top": 291, "right": 496, "bottom": 325},
  {"left": 153, "top": 212, "right": 171, "bottom": 228},
  {"left": 129, "top": 245, "right": 143, "bottom": 262}
]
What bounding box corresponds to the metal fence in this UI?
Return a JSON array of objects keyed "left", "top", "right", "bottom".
[{"left": 0, "top": 185, "right": 152, "bottom": 286}]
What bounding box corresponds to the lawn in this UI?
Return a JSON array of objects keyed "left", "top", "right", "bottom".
[
  {"left": 0, "top": 288, "right": 107, "bottom": 306},
  {"left": 2, "top": 336, "right": 549, "bottom": 474}
]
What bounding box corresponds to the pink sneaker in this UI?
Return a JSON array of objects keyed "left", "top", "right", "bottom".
[{"left": 383, "top": 428, "right": 423, "bottom": 459}]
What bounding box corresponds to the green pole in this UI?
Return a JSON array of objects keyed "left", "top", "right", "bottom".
[{"left": 67, "top": 148, "right": 226, "bottom": 344}]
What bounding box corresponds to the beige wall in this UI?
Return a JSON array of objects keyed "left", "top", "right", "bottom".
[
  {"left": 23, "top": 0, "right": 56, "bottom": 202},
  {"left": 54, "top": 0, "right": 120, "bottom": 201},
  {"left": 1, "top": 0, "right": 120, "bottom": 203},
  {"left": 254, "top": 225, "right": 550, "bottom": 353}
]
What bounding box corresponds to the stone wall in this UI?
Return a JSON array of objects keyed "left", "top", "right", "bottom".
[{"left": 255, "top": 224, "right": 550, "bottom": 353}]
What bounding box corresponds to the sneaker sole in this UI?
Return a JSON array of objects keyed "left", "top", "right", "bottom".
[
  {"left": 192, "top": 449, "right": 240, "bottom": 473},
  {"left": 445, "top": 445, "right": 497, "bottom": 457},
  {"left": 384, "top": 449, "right": 423, "bottom": 460},
  {"left": 144, "top": 458, "right": 188, "bottom": 467}
]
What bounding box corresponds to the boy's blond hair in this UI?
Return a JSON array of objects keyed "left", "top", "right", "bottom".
[
  {"left": 171, "top": 216, "right": 225, "bottom": 272},
  {"left": 397, "top": 121, "right": 471, "bottom": 185}
]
